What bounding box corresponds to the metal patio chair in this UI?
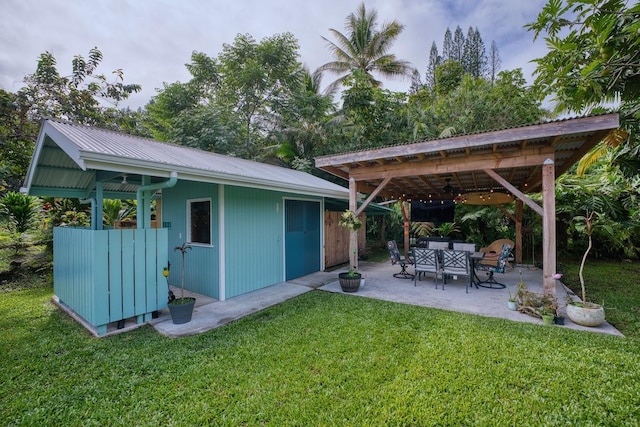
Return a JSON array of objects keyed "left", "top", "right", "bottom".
[
  {"left": 440, "top": 249, "right": 472, "bottom": 293},
  {"left": 474, "top": 243, "right": 512, "bottom": 288},
  {"left": 412, "top": 247, "right": 440, "bottom": 287},
  {"left": 387, "top": 240, "right": 414, "bottom": 279}
]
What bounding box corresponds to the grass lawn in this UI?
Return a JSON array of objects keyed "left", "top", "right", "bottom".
[{"left": 1, "top": 265, "right": 640, "bottom": 426}]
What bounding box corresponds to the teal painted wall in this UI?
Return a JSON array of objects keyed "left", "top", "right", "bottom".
[
  {"left": 224, "top": 187, "right": 286, "bottom": 298},
  {"left": 162, "top": 181, "right": 219, "bottom": 298},
  {"left": 163, "top": 180, "right": 322, "bottom": 300}
]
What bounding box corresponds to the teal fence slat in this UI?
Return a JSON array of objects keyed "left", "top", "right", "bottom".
[
  {"left": 133, "top": 229, "right": 146, "bottom": 316},
  {"left": 108, "top": 230, "right": 123, "bottom": 322},
  {"left": 121, "top": 229, "right": 135, "bottom": 318}
]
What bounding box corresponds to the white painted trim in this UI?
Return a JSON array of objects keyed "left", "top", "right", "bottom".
[{"left": 218, "top": 185, "right": 226, "bottom": 301}]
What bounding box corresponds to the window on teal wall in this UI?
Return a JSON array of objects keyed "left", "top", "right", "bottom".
[{"left": 187, "top": 198, "right": 211, "bottom": 244}]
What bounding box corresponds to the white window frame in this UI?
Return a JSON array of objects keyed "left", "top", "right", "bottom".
[{"left": 186, "top": 198, "right": 212, "bottom": 246}]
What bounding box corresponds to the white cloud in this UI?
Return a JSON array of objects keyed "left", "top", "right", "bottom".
[{"left": 0, "top": 0, "right": 549, "bottom": 109}]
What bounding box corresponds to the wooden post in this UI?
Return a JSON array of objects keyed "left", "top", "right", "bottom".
[
  {"left": 542, "top": 158, "right": 556, "bottom": 296},
  {"left": 515, "top": 199, "right": 523, "bottom": 265},
  {"left": 401, "top": 201, "right": 410, "bottom": 258},
  {"left": 349, "top": 177, "right": 358, "bottom": 270}
]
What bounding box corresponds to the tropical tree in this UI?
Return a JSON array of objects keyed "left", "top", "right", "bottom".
[
  {"left": 526, "top": 0, "right": 640, "bottom": 176},
  {"left": 0, "top": 48, "right": 141, "bottom": 194},
  {"left": 145, "top": 34, "right": 303, "bottom": 159},
  {"left": 318, "top": 2, "right": 413, "bottom": 93},
  {"left": 1, "top": 192, "right": 37, "bottom": 234},
  {"left": 330, "top": 69, "right": 410, "bottom": 152},
  {"left": 216, "top": 33, "right": 304, "bottom": 158},
  {"left": 16, "top": 47, "right": 141, "bottom": 125},
  {"left": 269, "top": 67, "right": 336, "bottom": 171}
]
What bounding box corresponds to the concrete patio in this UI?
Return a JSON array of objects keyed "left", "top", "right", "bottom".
[{"left": 147, "top": 260, "right": 622, "bottom": 338}]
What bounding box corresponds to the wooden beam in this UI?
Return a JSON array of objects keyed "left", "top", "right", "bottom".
[
  {"left": 483, "top": 168, "right": 543, "bottom": 216},
  {"left": 349, "top": 149, "right": 554, "bottom": 181},
  {"left": 354, "top": 177, "right": 391, "bottom": 217}
]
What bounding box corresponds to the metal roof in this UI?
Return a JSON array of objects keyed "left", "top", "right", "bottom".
[
  {"left": 23, "top": 118, "right": 350, "bottom": 200},
  {"left": 314, "top": 113, "right": 621, "bottom": 202}
]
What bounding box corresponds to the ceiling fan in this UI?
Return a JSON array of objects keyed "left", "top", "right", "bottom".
[{"left": 442, "top": 178, "right": 457, "bottom": 194}]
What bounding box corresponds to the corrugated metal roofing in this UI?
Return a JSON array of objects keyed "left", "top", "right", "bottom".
[{"left": 24, "top": 118, "right": 349, "bottom": 200}]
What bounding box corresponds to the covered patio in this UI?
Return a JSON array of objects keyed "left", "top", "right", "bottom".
[{"left": 314, "top": 113, "right": 621, "bottom": 298}]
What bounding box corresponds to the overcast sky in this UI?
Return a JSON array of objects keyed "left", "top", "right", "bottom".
[{"left": 1, "top": 0, "right": 549, "bottom": 110}]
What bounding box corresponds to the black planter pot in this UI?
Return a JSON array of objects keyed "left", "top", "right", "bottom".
[
  {"left": 554, "top": 315, "right": 565, "bottom": 325},
  {"left": 338, "top": 272, "right": 361, "bottom": 293},
  {"left": 167, "top": 297, "right": 196, "bottom": 324}
]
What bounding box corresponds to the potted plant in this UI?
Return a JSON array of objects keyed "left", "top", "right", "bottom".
[
  {"left": 338, "top": 209, "right": 362, "bottom": 231},
  {"left": 552, "top": 273, "right": 565, "bottom": 325},
  {"left": 508, "top": 270, "right": 526, "bottom": 311},
  {"left": 507, "top": 285, "right": 518, "bottom": 310},
  {"left": 565, "top": 210, "right": 605, "bottom": 327},
  {"left": 165, "top": 242, "right": 196, "bottom": 324},
  {"left": 337, "top": 211, "right": 362, "bottom": 292},
  {"left": 338, "top": 267, "right": 361, "bottom": 293},
  {"left": 539, "top": 308, "right": 555, "bottom": 326}
]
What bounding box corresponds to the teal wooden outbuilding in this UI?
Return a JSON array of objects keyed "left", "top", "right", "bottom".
[{"left": 22, "top": 118, "right": 350, "bottom": 335}]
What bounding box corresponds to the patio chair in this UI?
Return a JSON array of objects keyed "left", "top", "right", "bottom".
[
  {"left": 479, "top": 238, "right": 514, "bottom": 269},
  {"left": 440, "top": 249, "right": 472, "bottom": 293},
  {"left": 387, "top": 240, "right": 414, "bottom": 279},
  {"left": 474, "top": 243, "right": 512, "bottom": 288},
  {"left": 412, "top": 247, "right": 440, "bottom": 287}
]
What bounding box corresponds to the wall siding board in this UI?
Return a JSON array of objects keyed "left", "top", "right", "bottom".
[
  {"left": 93, "top": 231, "right": 110, "bottom": 325},
  {"left": 108, "top": 230, "right": 123, "bottom": 321},
  {"left": 324, "top": 211, "right": 366, "bottom": 268},
  {"left": 121, "top": 229, "right": 135, "bottom": 319},
  {"left": 52, "top": 227, "right": 168, "bottom": 336},
  {"left": 162, "top": 181, "right": 329, "bottom": 300},
  {"left": 223, "top": 187, "right": 286, "bottom": 298},
  {"left": 156, "top": 229, "right": 169, "bottom": 308},
  {"left": 133, "top": 229, "right": 147, "bottom": 316},
  {"left": 162, "top": 181, "right": 219, "bottom": 298}
]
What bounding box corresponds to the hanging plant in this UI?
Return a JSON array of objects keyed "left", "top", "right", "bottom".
[{"left": 338, "top": 209, "right": 362, "bottom": 231}]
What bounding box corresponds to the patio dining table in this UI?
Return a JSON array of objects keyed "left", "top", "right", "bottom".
[{"left": 469, "top": 251, "right": 485, "bottom": 287}]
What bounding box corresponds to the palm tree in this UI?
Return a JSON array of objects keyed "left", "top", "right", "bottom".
[{"left": 318, "top": 2, "right": 413, "bottom": 94}]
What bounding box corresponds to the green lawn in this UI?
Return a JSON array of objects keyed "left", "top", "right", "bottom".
[{"left": 1, "top": 267, "right": 639, "bottom": 426}]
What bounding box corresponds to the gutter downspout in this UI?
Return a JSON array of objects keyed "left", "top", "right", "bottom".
[{"left": 136, "top": 172, "right": 178, "bottom": 229}]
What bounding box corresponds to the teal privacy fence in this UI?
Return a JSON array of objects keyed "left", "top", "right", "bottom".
[{"left": 53, "top": 227, "right": 169, "bottom": 336}]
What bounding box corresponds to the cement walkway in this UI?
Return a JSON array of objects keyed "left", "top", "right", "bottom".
[{"left": 148, "top": 261, "right": 622, "bottom": 338}]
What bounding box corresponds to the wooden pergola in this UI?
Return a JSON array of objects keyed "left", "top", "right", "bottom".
[{"left": 315, "top": 113, "right": 620, "bottom": 296}]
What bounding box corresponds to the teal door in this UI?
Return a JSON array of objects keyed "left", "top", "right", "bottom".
[{"left": 285, "top": 200, "right": 321, "bottom": 280}]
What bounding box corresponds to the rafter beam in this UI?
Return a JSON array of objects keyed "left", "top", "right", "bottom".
[{"left": 349, "top": 148, "right": 554, "bottom": 181}]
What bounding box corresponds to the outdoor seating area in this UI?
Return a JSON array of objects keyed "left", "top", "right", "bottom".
[{"left": 387, "top": 239, "right": 513, "bottom": 293}]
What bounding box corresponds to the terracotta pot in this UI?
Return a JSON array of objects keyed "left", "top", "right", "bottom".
[{"left": 566, "top": 303, "right": 605, "bottom": 327}]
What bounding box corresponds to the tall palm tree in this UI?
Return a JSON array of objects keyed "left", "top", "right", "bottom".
[{"left": 318, "top": 2, "right": 413, "bottom": 94}]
